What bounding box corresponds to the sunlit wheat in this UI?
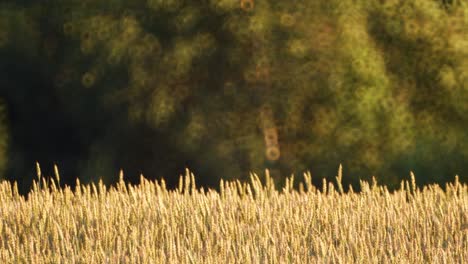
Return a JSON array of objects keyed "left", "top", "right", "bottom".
[{"left": 0, "top": 164, "right": 466, "bottom": 263}]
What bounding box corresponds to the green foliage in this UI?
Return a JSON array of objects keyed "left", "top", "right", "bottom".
[
  {"left": 0, "top": 101, "right": 8, "bottom": 179},
  {"left": 0, "top": 4, "right": 40, "bottom": 56},
  {"left": 0, "top": 0, "right": 467, "bottom": 191}
]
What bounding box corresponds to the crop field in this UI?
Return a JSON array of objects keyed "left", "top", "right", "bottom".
[{"left": 0, "top": 166, "right": 466, "bottom": 263}]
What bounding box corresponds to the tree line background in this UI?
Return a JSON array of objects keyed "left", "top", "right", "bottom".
[{"left": 0, "top": 0, "right": 467, "bottom": 195}]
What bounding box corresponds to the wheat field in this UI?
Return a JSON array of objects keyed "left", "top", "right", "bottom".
[{"left": 0, "top": 165, "right": 466, "bottom": 263}]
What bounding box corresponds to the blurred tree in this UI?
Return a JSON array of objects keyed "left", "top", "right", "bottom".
[
  {"left": 0, "top": 101, "right": 8, "bottom": 179},
  {"left": 0, "top": 0, "right": 466, "bottom": 193}
]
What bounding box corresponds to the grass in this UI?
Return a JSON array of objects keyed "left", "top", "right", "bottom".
[{"left": 0, "top": 164, "right": 466, "bottom": 263}]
